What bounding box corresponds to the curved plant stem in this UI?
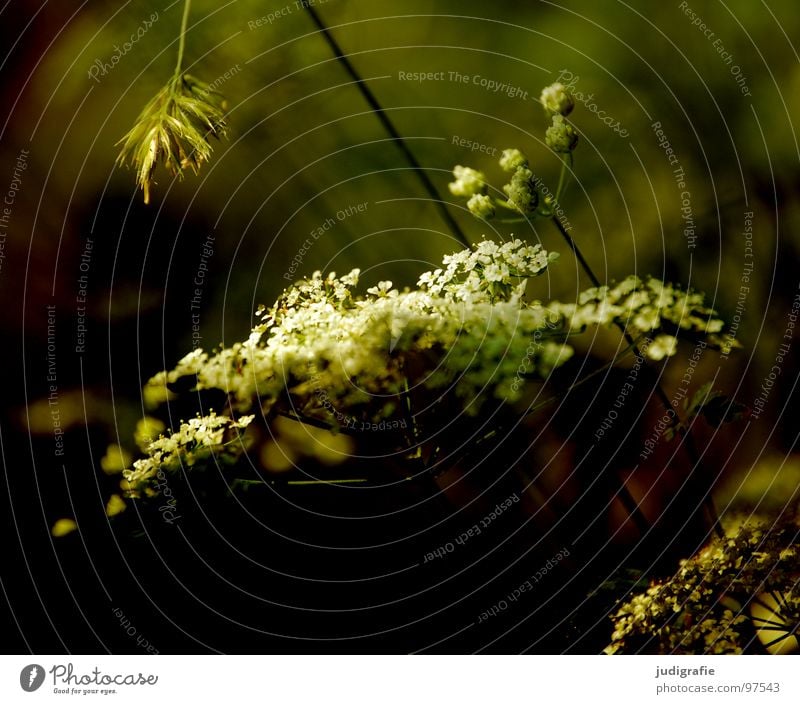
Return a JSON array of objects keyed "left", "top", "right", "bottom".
[
  {"left": 549, "top": 212, "right": 602, "bottom": 288},
  {"left": 302, "top": 3, "right": 470, "bottom": 249}
]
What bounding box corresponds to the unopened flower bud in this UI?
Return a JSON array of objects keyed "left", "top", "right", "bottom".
[
  {"left": 503, "top": 166, "right": 539, "bottom": 214},
  {"left": 499, "top": 148, "right": 528, "bottom": 172},
  {"left": 540, "top": 82, "right": 574, "bottom": 116},
  {"left": 467, "top": 193, "right": 495, "bottom": 220},
  {"left": 448, "top": 165, "right": 486, "bottom": 197},
  {"left": 545, "top": 115, "right": 578, "bottom": 153}
]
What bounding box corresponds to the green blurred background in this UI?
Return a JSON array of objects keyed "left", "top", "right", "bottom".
[{"left": 5, "top": 0, "right": 797, "bottom": 467}]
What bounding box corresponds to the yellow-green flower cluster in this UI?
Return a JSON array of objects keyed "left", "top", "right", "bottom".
[
  {"left": 130, "top": 239, "right": 734, "bottom": 496},
  {"left": 606, "top": 515, "right": 800, "bottom": 654},
  {"left": 449, "top": 149, "right": 541, "bottom": 220},
  {"left": 548, "top": 276, "right": 734, "bottom": 357},
  {"left": 545, "top": 115, "right": 579, "bottom": 153},
  {"left": 540, "top": 82, "right": 574, "bottom": 116},
  {"left": 503, "top": 165, "right": 539, "bottom": 214},
  {"left": 540, "top": 82, "right": 578, "bottom": 153},
  {"left": 123, "top": 412, "right": 253, "bottom": 494},
  {"left": 447, "top": 165, "right": 486, "bottom": 197}
]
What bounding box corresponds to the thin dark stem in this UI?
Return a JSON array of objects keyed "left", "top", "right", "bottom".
[
  {"left": 613, "top": 481, "right": 651, "bottom": 535},
  {"left": 550, "top": 214, "right": 601, "bottom": 287},
  {"left": 303, "top": 4, "right": 470, "bottom": 249},
  {"left": 548, "top": 215, "right": 724, "bottom": 538}
]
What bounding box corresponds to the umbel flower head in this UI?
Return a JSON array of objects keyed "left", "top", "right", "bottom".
[
  {"left": 127, "top": 237, "right": 733, "bottom": 498},
  {"left": 606, "top": 514, "right": 800, "bottom": 654},
  {"left": 116, "top": 74, "right": 228, "bottom": 204}
]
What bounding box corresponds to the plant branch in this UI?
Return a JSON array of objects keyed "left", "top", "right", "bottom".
[
  {"left": 303, "top": 4, "right": 471, "bottom": 249},
  {"left": 554, "top": 152, "right": 572, "bottom": 204}
]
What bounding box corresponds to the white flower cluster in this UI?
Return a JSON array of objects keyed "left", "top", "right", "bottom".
[
  {"left": 123, "top": 412, "right": 253, "bottom": 494},
  {"left": 417, "top": 239, "right": 556, "bottom": 303},
  {"left": 133, "top": 238, "right": 731, "bottom": 495},
  {"left": 548, "top": 276, "right": 734, "bottom": 355}
]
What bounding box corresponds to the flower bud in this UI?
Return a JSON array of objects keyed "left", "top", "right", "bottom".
[
  {"left": 540, "top": 82, "right": 574, "bottom": 116},
  {"left": 467, "top": 193, "right": 496, "bottom": 220},
  {"left": 545, "top": 115, "right": 578, "bottom": 153},
  {"left": 503, "top": 166, "right": 539, "bottom": 214},
  {"left": 499, "top": 148, "right": 528, "bottom": 172},
  {"left": 448, "top": 165, "right": 486, "bottom": 197}
]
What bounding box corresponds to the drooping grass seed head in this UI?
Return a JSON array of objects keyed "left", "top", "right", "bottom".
[{"left": 116, "top": 74, "right": 229, "bottom": 204}]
